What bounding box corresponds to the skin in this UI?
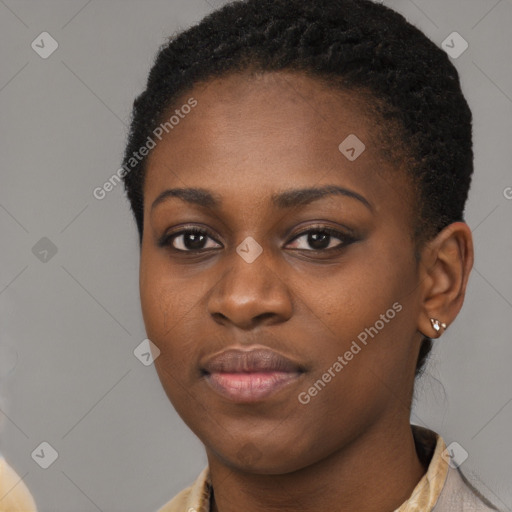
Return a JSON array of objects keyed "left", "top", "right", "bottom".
[{"left": 139, "top": 71, "right": 474, "bottom": 512}]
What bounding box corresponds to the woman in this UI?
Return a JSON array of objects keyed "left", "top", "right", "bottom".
[{"left": 121, "top": 0, "right": 502, "bottom": 510}]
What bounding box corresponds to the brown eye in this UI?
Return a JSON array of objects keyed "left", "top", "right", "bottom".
[
  {"left": 286, "top": 227, "right": 356, "bottom": 252},
  {"left": 159, "top": 227, "right": 221, "bottom": 252}
]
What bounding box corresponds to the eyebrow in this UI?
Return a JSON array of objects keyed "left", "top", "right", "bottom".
[{"left": 151, "top": 185, "right": 373, "bottom": 212}]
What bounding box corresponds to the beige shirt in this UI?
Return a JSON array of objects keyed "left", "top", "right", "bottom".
[
  {"left": 0, "top": 457, "right": 37, "bottom": 512},
  {"left": 157, "top": 426, "right": 501, "bottom": 512}
]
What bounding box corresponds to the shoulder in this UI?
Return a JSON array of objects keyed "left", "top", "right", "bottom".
[
  {"left": 0, "top": 456, "right": 38, "bottom": 512},
  {"left": 409, "top": 425, "right": 503, "bottom": 512},
  {"left": 433, "top": 466, "right": 502, "bottom": 512}
]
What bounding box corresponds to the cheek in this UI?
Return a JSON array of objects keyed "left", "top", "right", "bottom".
[
  {"left": 140, "top": 273, "right": 177, "bottom": 342},
  {"left": 292, "top": 256, "right": 404, "bottom": 341},
  {"left": 293, "top": 248, "right": 417, "bottom": 390},
  {"left": 140, "top": 251, "right": 199, "bottom": 344},
  {"left": 139, "top": 261, "right": 202, "bottom": 410},
  {"left": 139, "top": 255, "right": 213, "bottom": 384}
]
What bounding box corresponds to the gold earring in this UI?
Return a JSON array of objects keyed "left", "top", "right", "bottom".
[{"left": 430, "top": 318, "right": 447, "bottom": 336}]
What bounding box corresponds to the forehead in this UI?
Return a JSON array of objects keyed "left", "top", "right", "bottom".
[{"left": 143, "top": 71, "right": 407, "bottom": 216}]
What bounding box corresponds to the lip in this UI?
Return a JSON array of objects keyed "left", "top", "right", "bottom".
[{"left": 201, "top": 347, "right": 304, "bottom": 403}]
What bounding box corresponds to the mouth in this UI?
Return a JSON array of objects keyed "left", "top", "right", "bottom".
[{"left": 201, "top": 347, "right": 305, "bottom": 403}]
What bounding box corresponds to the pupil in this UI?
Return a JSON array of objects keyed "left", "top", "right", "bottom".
[
  {"left": 309, "top": 231, "right": 330, "bottom": 249},
  {"left": 186, "top": 233, "right": 205, "bottom": 250}
]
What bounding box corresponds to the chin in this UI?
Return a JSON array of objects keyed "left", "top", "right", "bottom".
[{"left": 206, "top": 435, "right": 321, "bottom": 475}]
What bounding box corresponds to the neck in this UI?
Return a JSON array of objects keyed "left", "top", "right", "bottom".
[{"left": 208, "top": 421, "right": 427, "bottom": 512}]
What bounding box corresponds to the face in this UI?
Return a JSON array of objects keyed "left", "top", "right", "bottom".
[{"left": 140, "top": 71, "right": 425, "bottom": 474}]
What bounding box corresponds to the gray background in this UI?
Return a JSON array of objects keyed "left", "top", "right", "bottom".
[{"left": 0, "top": 0, "right": 511, "bottom": 510}]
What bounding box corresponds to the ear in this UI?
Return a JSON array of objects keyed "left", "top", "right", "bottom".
[{"left": 417, "top": 222, "right": 474, "bottom": 339}]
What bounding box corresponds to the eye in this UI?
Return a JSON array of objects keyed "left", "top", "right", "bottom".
[
  {"left": 286, "top": 226, "right": 356, "bottom": 252},
  {"left": 158, "top": 225, "right": 356, "bottom": 254},
  {"left": 159, "top": 227, "right": 221, "bottom": 252}
]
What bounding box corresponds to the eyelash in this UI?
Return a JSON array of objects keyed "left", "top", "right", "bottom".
[{"left": 158, "top": 225, "right": 357, "bottom": 254}]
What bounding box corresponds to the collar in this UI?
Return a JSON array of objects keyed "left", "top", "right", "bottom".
[{"left": 394, "top": 424, "right": 449, "bottom": 511}]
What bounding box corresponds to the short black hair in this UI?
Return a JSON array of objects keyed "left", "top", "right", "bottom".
[{"left": 121, "top": 0, "right": 473, "bottom": 376}]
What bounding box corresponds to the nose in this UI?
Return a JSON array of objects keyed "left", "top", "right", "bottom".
[{"left": 207, "top": 246, "right": 293, "bottom": 330}]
